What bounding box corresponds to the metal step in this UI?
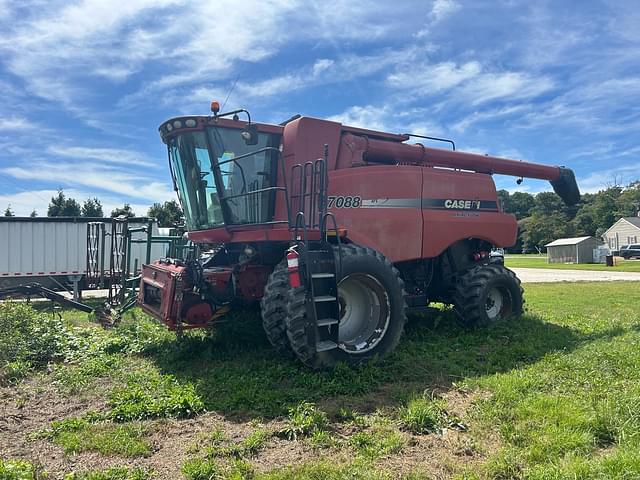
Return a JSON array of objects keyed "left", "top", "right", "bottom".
[
  {"left": 314, "top": 295, "right": 337, "bottom": 302},
  {"left": 311, "top": 273, "right": 335, "bottom": 279},
  {"left": 316, "top": 340, "right": 338, "bottom": 352},
  {"left": 317, "top": 318, "right": 339, "bottom": 327}
]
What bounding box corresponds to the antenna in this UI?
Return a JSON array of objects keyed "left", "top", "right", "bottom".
[{"left": 221, "top": 74, "right": 240, "bottom": 111}]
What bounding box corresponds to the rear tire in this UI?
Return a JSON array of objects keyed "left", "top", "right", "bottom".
[
  {"left": 285, "top": 244, "right": 407, "bottom": 369},
  {"left": 453, "top": 264, "right": 524, "bottom": 327},
  {"left": 261, "top": 261, "right": 292, "bottom": 354}
]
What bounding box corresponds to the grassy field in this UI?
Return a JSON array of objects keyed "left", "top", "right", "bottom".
[
  {"left": 1, "top": 282, "right": 640, "bottom": 479},
  {"left": 505, "top": 254, "right": 640, "bottom": 272}
]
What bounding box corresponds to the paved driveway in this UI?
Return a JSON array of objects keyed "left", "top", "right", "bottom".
[{"left": 512, "top": 268, "right": 640, "bottom": 283}]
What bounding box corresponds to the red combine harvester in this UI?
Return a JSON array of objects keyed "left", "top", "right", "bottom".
[{"left": 138, "top": 103, "right": 580, "bottom": 368}]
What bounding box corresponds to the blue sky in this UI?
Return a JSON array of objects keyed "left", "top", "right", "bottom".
[{"left": 0, "top": 0, "right": 638, "bottom": 216}]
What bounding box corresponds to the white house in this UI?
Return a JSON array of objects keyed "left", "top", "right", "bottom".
[{"left": 602, "top": 215, "right": 640, "bottom": 252}]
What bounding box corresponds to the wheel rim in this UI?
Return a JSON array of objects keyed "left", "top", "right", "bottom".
[
  {"left": 336, "top": 273, "right": 390, "bottom": 354},
  {"left": 485, "top": 286, "right": 512, "bottom": 320}
]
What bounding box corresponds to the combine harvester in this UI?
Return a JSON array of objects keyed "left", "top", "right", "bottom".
[{"left": 135, "top": 102, "right": 580, "bottom": 368}]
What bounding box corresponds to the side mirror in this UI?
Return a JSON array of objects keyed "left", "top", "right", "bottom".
[{"left": 241, "top": 124, "right": 259, "bottom": 146}]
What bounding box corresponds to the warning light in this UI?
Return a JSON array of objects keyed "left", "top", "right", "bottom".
[{"left": 210, "top": 101, "right": 220, "bottom": 114}]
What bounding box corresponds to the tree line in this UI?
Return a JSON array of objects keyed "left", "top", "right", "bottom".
[
  {"left": 499, "top": 180, "right": 640, "bottom": 252},
  {"left": 3, "top": 189, "right": 184, "bottom": 228}
]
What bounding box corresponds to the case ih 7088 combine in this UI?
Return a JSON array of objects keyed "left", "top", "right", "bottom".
[{"left": 138, "top": 103, "right": 580, "bottom": 368}]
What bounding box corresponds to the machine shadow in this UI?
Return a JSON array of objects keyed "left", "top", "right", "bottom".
[{"left": 148, "top": 306, "right": 618, "bottom": 421}]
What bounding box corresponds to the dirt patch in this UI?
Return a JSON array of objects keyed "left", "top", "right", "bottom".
[
  {"left": 1, "top": 372, "right": 495, "bottom": 479},
  {"left": 0, "top": 377, "right": 110, "bottom": 458}
]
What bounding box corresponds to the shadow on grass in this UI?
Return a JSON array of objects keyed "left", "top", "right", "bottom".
[{"left": 145, "top": 305, "right": 626, "bottom": 421}]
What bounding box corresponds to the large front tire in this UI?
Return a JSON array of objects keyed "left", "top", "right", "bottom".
[
  {"left": 286, "top": 244, "right": 407, "bottom": 369},
  {"left": 261, "top": 261, "right": 292, "bottom": 354},
  {"left": 453, "top": 264, "right": 524, "bottom": 327}
]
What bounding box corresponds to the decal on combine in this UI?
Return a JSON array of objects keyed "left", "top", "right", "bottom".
[
  {"left": 328, "top": 196, "right": 362, "bottom": 208},
  {"left": 350, "top": 198, "right": 499, "bottom": 211},
  {"left": 444, "top": 199, "right": 481, "bottom": 210}
]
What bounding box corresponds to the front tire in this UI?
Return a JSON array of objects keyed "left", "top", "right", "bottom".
[
  {"left": 285, "top": 244, "right": 407, "bottom": 369},
  {"left": 453, "top": 264, "right": 524, "bottom": 327},
  {"left": 261, "top": 261, "right": 292, "bottom": 354}
]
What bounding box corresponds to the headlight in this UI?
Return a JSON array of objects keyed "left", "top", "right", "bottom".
[
  {"left": 185, "top": 118, "right": 196, "bottom": 128},
  {"left": 173, "top": 120, "right": 182, "bottom": 129}
]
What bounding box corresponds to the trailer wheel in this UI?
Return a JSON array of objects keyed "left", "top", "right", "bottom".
[
  {"left": 286, "top": 244, "right": 407, "bottom": 369},
  {"left": 453, "top": 264, "right": 524, "bottom": 327},
  {"left": 261, "top": 261, "right": 292, "bottom": 354}
]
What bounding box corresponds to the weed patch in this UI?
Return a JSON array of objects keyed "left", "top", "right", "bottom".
[
  {"left": 0, "top": 459, "right": 46, "bottom": 480},
  {"left": 36, "top": 418, "right": 150, "bottom": 457},
  {"left": 255, "top": 460, "right": 428, "bottom": 479},
  {"left": 398, "top": 396, "right": 453, "bottom": 434},
  {"left": 107, "top": 370, "right": 204, "bottom": 421},
  {"left": 205, "top": 428, "right": 272, "bottom": 459},
  {"left": 349, "top": 424, "right": 405, "bottom": 459},
  {"left": 0, "top": 302, "right": 73, "bottom": 383},
  {"left": 64, "top": 466, "right": 152, "bottom": 480},
  {"left": 278, "top": 401, "right": 328, "bottom": 440}
]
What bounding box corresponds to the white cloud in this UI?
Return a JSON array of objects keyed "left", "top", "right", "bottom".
[
  {"left": 461, "top": 71, "right": 554, "bottom": 105},
  {"left": 0, "top": 0, "right": 294, "bottom": 120},
  {"left": 0, "top": 117, "right": 32, "bottom": 130},
  {"left": 2, "top": 162, "right": 173, "bottom": 203},
  {"left": 387, "top": 61, "right": 481, "bottom": 92},
  {"left": 431, "top": 0, "right": 460, "bottom": 22},
  {"left": 414, "top": 0, "right": 460, "bottom": 37},
  {"left": 186, "top": 47, "right": 418, "bottom": 108},
  {"left": 387, "top": 60, "right": 553, "bottom": 106},
  {"left": 328, "top": 105, "right": 390, "bottom": 132},
  {"left": 47, "top": 146, "right": 155, "bottom": 167}
]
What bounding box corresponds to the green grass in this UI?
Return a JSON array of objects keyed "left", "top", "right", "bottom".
[
  {"left": 464, "top": 282, "right": 640, "bottom": 478},
  {"left": 278, "top": 401, "right": 328, "bottom": 440},
  {"left": 64, "top": 467, "right": 151, "bottom": 480},
  {"left": 5, "top": 281, "right": 640, "bottom": 478},
  {"left": 349, "top": 424, "right": 405, "bottom": 459},
  {"left": 398, "top": 396, "right": 451, "bottom": 434},
  {"left": 107, "top": 368, "right": 204, "bottom": 421},
  {"left": 254, "top": 460, "right": 430, "bottom": 480},
  {"left": 505, "top": 254, "right": 640, "bottom": 271},
  {"left": 0, "top": 459, "right": 45, "bottom": 480},
  {"left": 37, "top": 418, "right": 150, "bottom": 457}
]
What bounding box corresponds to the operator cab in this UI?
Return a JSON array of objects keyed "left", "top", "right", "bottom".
[{"left": 159, "top": 112, "right": 284, "bottom": 233}]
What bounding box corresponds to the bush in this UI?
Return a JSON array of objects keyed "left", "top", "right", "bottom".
[{"left": 0, "top": 302, "right": 71, "bottom": 383}]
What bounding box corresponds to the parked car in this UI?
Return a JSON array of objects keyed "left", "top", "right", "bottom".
[
  {"left": 620, "top": 244, "right": 640, "bottom": 259},
  {"left": 490, "top": 248, "right": 505, "bottom": 265}
]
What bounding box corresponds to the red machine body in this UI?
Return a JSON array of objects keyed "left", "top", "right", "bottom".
[{"left": 138, "top": 112, "right": 579, "bottom": 331}]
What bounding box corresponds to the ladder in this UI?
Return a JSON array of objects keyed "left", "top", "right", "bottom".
[{"left": 290, "top": 145, "right": 342, "bottom": 353}]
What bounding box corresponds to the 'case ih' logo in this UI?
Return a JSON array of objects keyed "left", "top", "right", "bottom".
[{"left": 444, "top": 199, "right": 481, "bottom": 210}]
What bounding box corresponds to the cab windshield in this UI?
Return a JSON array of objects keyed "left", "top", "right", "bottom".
[{"left": 168, "top": 126, "right": 281, "bottom": 230}]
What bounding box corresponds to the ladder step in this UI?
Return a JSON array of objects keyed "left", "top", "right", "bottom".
[
  {"left": 316, "top": 340, "right": 338, "bottom": 352},
  {"left": 311, "top": 273, "right": 335, "bottom": 279},
  {"left": 317, "top": 318, "right": 339, "bottom": 327},
  {"left": 314, "top": 295, "right": 337, "bottom": 302}
]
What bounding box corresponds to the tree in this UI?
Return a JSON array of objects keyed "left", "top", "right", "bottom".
[
  {"left": 82, "top": 197, "right": 104, "bottom": 217},
  {"left": 147, "top": 200, "right": 183, "bottom": 227},
  {"left": 30, "top": 210, "right": 38, "bottom": 217},
  {"left": 4, "top": 205, "right": 14, "bottom": 217},
  {"left": 47, "top": 189, "right": 81, "bottom": 216},
  {"left": 509, "top": 192, "right": 536, "bottom": 220},
  {"left": 497, "top": 190, "right": 535, "bottom": 220},
  {"left": 616, "top": 181, "right": 640, "bottom": 218},
  {"left": 111, "top": 203, "right": 135, "bottom": 218}
]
